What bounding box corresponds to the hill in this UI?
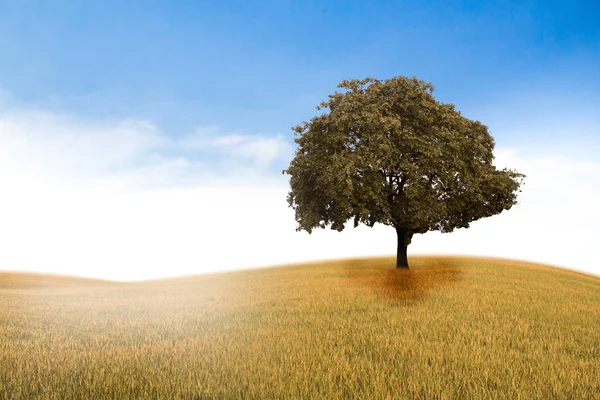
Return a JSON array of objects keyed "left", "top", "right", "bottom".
[
  {"left": 0, "top": 271, "right": 113, "bottom": 289},
  {"left": 1, "top": 256, "right": 599, "bottom": 399}
]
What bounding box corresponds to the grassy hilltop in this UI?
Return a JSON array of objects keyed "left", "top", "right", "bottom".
[{"left": 1, "top": 256, "right": 599, "bottom": 399}]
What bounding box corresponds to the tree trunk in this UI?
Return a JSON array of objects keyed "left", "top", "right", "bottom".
[{"left": 395, "top": 227, "right": 410, "bottom": 269}]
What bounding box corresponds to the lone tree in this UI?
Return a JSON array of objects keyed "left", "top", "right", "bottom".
[{"left": 283, "top": 76, "right": 525, "bottom": 269}]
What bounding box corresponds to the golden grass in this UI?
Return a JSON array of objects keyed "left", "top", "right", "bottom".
[{"left": 1, "top": 256, "right": 599, "bottom": 399}]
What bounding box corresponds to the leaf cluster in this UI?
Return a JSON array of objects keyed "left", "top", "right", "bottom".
[{"left": 283, "top": 76, "right": 525, "bottom": 238}]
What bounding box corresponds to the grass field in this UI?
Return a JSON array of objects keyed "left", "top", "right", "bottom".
[{"left": 1, "top": 256, "right": 599, "bottom": 399}]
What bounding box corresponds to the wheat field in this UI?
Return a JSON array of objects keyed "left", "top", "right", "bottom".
[{"left": 1, "top": 256, "right": 599, "bottom": 399}]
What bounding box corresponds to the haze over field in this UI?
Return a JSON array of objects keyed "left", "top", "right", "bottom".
[
  {"left": 2, "top": 257, "right": 599, "bottom": 398},
  {"left": 1, "top": 1, "right": 599, "bottom": 281}
]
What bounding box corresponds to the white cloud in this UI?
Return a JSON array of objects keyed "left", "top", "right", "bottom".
[
  {"left": 0, "top": 109, "right": 293, "bottom": 189},
  {"left": 0, "top": 105, "right": 598, "bottom": 281},
  {"left": 0, "top": 110, "right": 164, "bottom": 179},
  {"left": 178, "top": 126, "right": 293, "bottom": 170}
]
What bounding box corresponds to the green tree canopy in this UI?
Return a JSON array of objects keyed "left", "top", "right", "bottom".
[{"left": 283, "top": 76, "right": 525, "bottom": 268}]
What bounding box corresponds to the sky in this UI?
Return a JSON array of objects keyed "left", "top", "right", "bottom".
[{"left": 0, "top": 0, "right": 598, "bottom": 281}]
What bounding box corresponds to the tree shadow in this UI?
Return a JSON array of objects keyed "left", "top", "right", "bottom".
[{"left": 342, "top": 256, "right": 464, "bottom": 304}]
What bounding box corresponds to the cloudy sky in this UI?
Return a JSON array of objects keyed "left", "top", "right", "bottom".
[{"left": 0, "top": 1, "right": 598, "bottom": 281}]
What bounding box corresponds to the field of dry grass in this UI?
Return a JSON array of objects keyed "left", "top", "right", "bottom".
[{"left": 1, "top": 256, "right": 599, "bottom": 399}]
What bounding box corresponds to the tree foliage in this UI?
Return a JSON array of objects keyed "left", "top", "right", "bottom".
[{"left": 283, "top": 76, "right": 524, "bottom": 253}]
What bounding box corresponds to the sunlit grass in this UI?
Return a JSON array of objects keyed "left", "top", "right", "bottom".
[{"left": 1, "top": 256, "right": 599, "bottom": 399}]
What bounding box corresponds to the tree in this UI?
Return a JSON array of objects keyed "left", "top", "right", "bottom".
[{"left": 283, "top": 76, "right": 525, "bottom": 269}]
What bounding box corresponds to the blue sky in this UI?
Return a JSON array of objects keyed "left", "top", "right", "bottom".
[
  {"left": 0, "top": 1, "right": 599, "bottom": 280},
  {"left": 2, "top": 1, "right": 598, "bottom": 143}
]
